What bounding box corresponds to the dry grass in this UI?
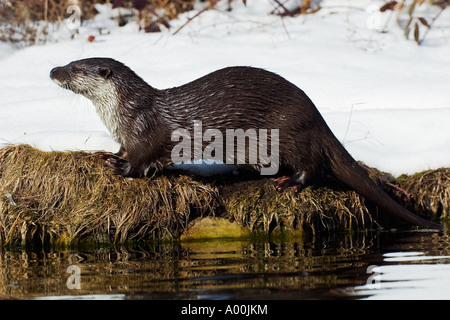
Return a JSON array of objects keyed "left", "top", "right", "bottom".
[
  {"left": 222, "top": 179, "right": 377, "bottom": 236},
  {"left": 0, "top": 145, "right": 446, "bottom": 246},
  {"left": 0, "top": 0, "right": 102, "bottom": 44},
  {"left": 0, "top": 145, "right": 218, "bottom": 246},
  {"left": 394, "top": 168, "right": 450, "bottom": 220},
  {"left": 0, "top": 0, "right": 193, "bottom": 24},
  {"left": 0, "top": 0, "right": 195, "bottom": 44}
]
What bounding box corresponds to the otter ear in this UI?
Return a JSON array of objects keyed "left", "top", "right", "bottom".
[{"left": 99, "top": 67, "right": 112, "bottom": 79}]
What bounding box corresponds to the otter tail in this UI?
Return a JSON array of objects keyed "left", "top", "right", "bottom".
[{"left": 323, "top": 141, "right": 442, "bottom": 230}]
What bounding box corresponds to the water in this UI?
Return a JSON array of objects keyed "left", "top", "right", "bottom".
[{"left": 1, "top": 231, "right": 450, "bottom": 300}]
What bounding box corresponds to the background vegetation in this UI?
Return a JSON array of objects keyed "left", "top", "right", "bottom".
[{"left": 1, "top": 0, "right": 447, "bottom": 46}]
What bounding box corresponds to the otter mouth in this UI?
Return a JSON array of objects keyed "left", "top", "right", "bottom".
[
  {"left": 51, "top": 77, "right": 66, "bottom": 88},
  {"left": 53, "top": 80, "right": 86, "bottom": 95},
  {"left": 51, "top": 77, "right": 73, "bottom": 91},
  {"left": 50, "top": 67, "right": 86, "bottom": 95}
]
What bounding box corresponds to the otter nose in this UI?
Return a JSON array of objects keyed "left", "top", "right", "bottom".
[
  {"left": 50, "top": 67, "right": 61, "bottom": 79},
  {"left": 50, "top": 67, "right": 57, "bottom": 79}
]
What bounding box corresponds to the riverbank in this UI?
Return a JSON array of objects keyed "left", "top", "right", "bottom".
[{"left": 0, "top": 144, "right": 446, "bottom": 247}]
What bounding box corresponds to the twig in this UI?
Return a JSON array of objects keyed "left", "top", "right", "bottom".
[
  {"left": 173, "top": 0, "right": 219, "bottom": 36},
  {"left": 342, "top": 103, "right": 364, "bottom": 144},
  {"left": 279, "top": 13, "right": 290, "bottom": 39},
  {"left": 44, "top": 0, "right": 48, "bottom": 22},
  {"left": 271, "top": 0, "right": 295, "bottom": 17},
  {"left": 419, "top": 3, "right": 448, "bottom": 45},
  {"left": 385, "top": 182, "right": 411, "bottom": 202}
]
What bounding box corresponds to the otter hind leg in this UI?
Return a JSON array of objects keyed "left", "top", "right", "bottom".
[{"left": 275, "top": 171, "right": 307, "bottom": 192}]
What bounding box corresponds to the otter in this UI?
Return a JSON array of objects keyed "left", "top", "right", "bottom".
[{"left": 50, "top": 57, "right": 441, "bottom": 230}]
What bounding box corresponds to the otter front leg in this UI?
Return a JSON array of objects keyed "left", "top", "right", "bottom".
[
  {"left": 96, "top": 155, "right": 144, "bottom": 177},
  {"left": 105, "top": 153, "right": 160, "bottom": 178},
  {"left": 275, "top": 171, "right": 308, "bottom": 193},
  {"left": 94, "top": 146, "right": 137, "bottom": 177},
  {"left": 104, "top": 157, "right": 136, "bottom": 176},
  {"left": 94, "top": 146, "right": 128, "bottom": 161},
  {"left": 94, "top": 145, "right": 160, "bottom": 178}
]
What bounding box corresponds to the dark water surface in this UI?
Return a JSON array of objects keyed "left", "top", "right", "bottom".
[{"left": 1, "top": 230, "right": 450, "bottom": 300}]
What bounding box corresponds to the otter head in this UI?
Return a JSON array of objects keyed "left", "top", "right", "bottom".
[
  {"left": 49, "top": 57, "right": 126, "bottom": 103},
  {"left": 50, "top": 58, "right": 156, "bottom": 145},
  {"left": 50, "top": 58, "right": 140, "bottom": 143}
]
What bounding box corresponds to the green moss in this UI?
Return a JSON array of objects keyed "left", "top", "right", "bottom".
[{"left": 180, "top": 217, "right": 251, "bottom": 240}]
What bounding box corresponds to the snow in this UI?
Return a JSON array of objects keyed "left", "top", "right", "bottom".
[{"left": 0, "top": 0, "right": 449, "bottom": 176}]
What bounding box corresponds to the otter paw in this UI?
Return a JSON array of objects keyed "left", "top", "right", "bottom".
[
  {"left": 93, "top": 151, "right": 116, "bottom": 160},
  {"left": 275, "top": 176, "right": 301, "bottom": 192},
  {"left": 275, "top": 176, "right": 290, "bottom": 191},
  {"left": 105, "top": 157, "right": 130, "bottom": 176},
  {"left": 94, "top": 152, "right": 131, "bottom": 175}
]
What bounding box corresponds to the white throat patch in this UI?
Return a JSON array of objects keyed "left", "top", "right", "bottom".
[{"left": 91, "top": 81, "right": 122, "bottom": 144}]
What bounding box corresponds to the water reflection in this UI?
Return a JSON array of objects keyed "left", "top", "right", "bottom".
[
  {"left": 0, "top": 231, "right": 449, "bottom": 299},
  {"left": 348, "top": 234, "right": 450, "bottom": 299}
]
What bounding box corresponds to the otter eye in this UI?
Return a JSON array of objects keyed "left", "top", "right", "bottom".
[{"left": 71, "top": 66, "right": 79, "bottom": 73}]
